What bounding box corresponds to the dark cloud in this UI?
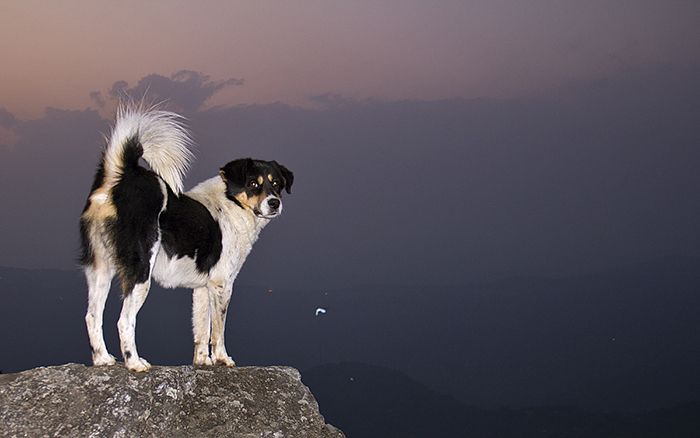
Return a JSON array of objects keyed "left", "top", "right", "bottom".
[
  {"left": 0, "top": 108, "right": 16, "bottom": 129},
  {"left": 1, "top": 63, "right": 698, "bottom": 290},
  {"left": 107, "top": 70, "right": 243, "bottom": 113},
  {"left": 188, "top": 63, "right": 700, "bottom": 288},
  {"left": 89, "top": 91, "right": 106, "bottom": 108},
  {"left": 108, "top": 80, "right": 129, "bottom": 97},
  {"left": 308, "top": 92, "right": 348, "bottom": 108}
]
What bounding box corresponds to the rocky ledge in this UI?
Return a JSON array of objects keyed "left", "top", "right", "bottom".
[{"left": 0, "top": 363, "right": 345, "bottom": 438}]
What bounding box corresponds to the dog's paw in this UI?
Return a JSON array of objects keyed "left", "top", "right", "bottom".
[
  {"left": 93, "top": 353, "right": 117, "bottom": 367},
  {"left": 214, "top": 355, "right": 236, "bottom": 367},
  {"left": 193, "top": 349, "right": 213, "bottom": 366},
  {"left": 193, "top": 356, "right": 214, "bottom": 367},
  {"left": 126, "top": 357, "right": 151, "bottom": 372}
]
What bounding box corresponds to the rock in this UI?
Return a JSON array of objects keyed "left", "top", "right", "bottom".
[{"left": 0, "top": 363, "right": 345, "bottom": 438}]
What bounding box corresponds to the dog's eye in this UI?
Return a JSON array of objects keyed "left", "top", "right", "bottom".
[
  {"left": 272, "top": 181, "right": 279, "bottom": 187},
  {"left": 250, "top": 181, "right": 259, "bottom": 188}
]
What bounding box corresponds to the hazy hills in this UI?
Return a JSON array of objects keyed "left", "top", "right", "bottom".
[
  {"left": 1, "top": 255, "right": 698, "bottom": 413},
  {"left": 302, "top": 362, "right": 700, "bottom": 438}
]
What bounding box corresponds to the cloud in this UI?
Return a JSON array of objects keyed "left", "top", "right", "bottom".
[
  {"left": 107, "top": 71, "right": 244, "bottom": 113},
  {"left": 1, "top": 64, "right": 699, "bottom": 287},
  {"left": 308, "top": 93, "right": 349, "bottom": 107},
  {"left": 89, "top": 91, "right": 106, "bottom": 108},
  {"left": 0, "top": 108, "right": 16, "bottom": 129},
  {"left": 186, "top": 64, "right": 700, "bottom": 287}
]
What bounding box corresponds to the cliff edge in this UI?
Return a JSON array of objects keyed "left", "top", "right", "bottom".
[{"left": 0, "top": 363, "right": 345, "bottom": 438}]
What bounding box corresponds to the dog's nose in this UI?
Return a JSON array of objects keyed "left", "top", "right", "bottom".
[{"left": 268, "top": 198, "right": 280, "bottom": 210}]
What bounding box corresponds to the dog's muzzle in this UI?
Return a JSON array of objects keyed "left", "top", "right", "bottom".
[{"left": 257, "top": 195, "right": 282, "bottom": 218}]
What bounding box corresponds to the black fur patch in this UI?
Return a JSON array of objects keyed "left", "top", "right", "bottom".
[
  {"left": 159, "top": 188, "right": 223, "bottom": 274},
  {"left": 109, "top": 137, "right": 165, "bottom": 295},
  {"left": 78, "top": 216, "right": 95, "bottom": 267},
  {"left": 274, "top": 161, "right": 294, "bottom": 194},
  {"left": 220, "top": 158, "right": 253, "bottom": 192}
]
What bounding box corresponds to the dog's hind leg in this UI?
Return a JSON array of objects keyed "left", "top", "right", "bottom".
[
  {"left": 117, "top": 279, "right": 153, "bottom": 372},
  {"left": 85, "top": 263, "right": 117, "bottom": 366},
  {"left": 192, "top": 286, "right": 213, "bottom": 366},
  {"left": 208, "top": 281, "right": 235, "bottom": 367}
]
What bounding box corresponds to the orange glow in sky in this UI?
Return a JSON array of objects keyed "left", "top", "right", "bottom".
[{"left": 1, "top": 1, "right": 699, "bottom": 119}]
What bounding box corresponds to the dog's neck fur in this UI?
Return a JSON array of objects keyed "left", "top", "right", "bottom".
[{"left": 186, "top": 176, "right": 270, "bottom": 268}]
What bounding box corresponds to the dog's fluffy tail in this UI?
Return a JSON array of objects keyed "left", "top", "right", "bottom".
[{"left": 103, "top": 103, "right": 194, "bottom": 194}]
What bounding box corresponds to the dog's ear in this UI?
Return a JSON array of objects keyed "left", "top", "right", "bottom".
[
  {"left": 220, "top": 158, "right": 254, "bottom": 188},
  {"left": 273, "top": 161, "right": 294, "bottom": 194}
]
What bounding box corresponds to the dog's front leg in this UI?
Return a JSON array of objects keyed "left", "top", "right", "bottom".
[
  {"left": 192, "top": 286, "right": 213, "bottom": 366},
  {"left": 209, "top": 281, "right": 235, "bottom": 366}
]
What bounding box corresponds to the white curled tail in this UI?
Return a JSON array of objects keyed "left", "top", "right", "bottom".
[{"left": 103, "top": 103, "right": 194, "bottom": 194}]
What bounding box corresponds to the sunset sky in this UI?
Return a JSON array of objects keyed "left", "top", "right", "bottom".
[
  {"left": 2, "top": 1, "right": 699, "bottom": 118},
  {"left": 1, "top": 1, "right": 699, "bottom": 288}
]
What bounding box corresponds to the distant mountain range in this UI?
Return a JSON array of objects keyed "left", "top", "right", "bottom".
[
  {"left": 301, "top": 361, "right": 700, "bottom": 438},
  {"left": 1, "top": 255, "right": 699, "bottom": 414}
]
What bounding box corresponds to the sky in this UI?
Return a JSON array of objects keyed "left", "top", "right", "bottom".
[
  {"left": 1, "top": 0, "right": 700, "bottom": 290},
  {"left": 3, "top": 1, "right": 700, "bottom": 118}
]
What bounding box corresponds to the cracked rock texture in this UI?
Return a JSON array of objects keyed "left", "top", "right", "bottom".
[{"left": 0, "top": 363, "right": 345, "bottom": 438}]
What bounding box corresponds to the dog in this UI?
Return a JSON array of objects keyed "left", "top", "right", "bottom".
[{"left": 79, "top": 103, "right": 293, "bottom": 371}]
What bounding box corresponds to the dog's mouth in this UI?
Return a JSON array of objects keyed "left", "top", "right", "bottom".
[{"left": 254, "top": 210, "right": 280, "bottom": 219}]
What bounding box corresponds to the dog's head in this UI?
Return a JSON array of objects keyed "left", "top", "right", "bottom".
[{"left": 219, "top": 158, "right": 294, "bottom": 219}]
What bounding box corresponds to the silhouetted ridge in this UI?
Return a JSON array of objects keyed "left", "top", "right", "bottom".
[
  {"left": 302, "top": 362, "right": 700, "bottom": 438},
  {"left": 302, "top": 362, "right": 474, "bottom": 438}
]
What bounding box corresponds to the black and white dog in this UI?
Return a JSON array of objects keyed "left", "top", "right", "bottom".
[{"left": 79, "top": 104, "right": 293, "bottom": 371}]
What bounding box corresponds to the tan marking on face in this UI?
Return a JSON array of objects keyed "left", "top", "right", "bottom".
[
  {"left": 267, "top": 174, "right": 273, "bottom": 182},
  {"left": 257, "top": 175, "right": 264, "bottom": 185},
  {"left": 235, "top": 191, "right": 249, "bottom": 205},
  {"left": 248, "top": 193, "right": 266, "bottom": 209},
  {"left": 219, "top": 170, "right": 227, "bottom": 181},
  {"left": 235, "top": 191, "right": 266, "bottom": 211}
]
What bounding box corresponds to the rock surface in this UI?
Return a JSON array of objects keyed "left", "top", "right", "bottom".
[{"left": 0, "top": 363, "right": 345, "bottom": 438}]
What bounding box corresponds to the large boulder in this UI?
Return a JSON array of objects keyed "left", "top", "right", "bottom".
[{"left": 0, "top": 363, "right": 345, "bottom": 438}]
